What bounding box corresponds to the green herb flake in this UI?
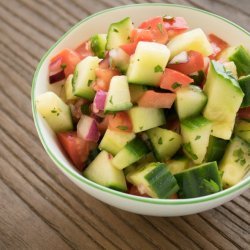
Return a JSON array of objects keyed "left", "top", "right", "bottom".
[
  {"left": 139, "top": 126, "right": 144, "bottom": 130},
  {"left": 87, "top": 79, "right": 93, "bottom": 87},
  {"left": 81, "top": 104, "right": 90, "bottom": 115},
  {"left": 183, "top": 142, "right": 198, "bottom": 160},
  {"left": 109, "top": 96, "right": 113, "bottom": 104},
  {"left": 158, "top": 137, "right": 163, "bottom": 145},
  {"left": 51, "top": 109, "right": 57, "bottom": 114},
  {"left": 137, "top": 59, "right": 140, "bottom": 62},
  {"left": 201, "top": 179, "right": 220, "bottom": 194},
  {"left": 116, "top": 125, "right": 128, "bottom": 131},
  {"left": 169, "top": 138, "right": 174, "bottom": 141},
  {"left": 195, "top": 135, "right": 201, "bottom": 140},
  {"left": 154, "top": 65, "right": 163, "bottom": 73},
  {"left": 72, "top": 70, "right": 78, "bottom": 86},
  {"left": 61, "top": 63, "right": 67, "bottom": 70},
  {"left": 157, "top": 23, "right": 163, "bottom": 34},
  {"left": 171, "top": 82, "right": 182, "bottom": 89},
  {"left": 113, "top": 28, "right": 119, "bottom": 33}
]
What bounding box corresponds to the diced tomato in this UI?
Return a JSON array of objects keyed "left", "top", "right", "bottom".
[
  {"left": 75, "top": 41, "right": 93, "bottom": 59},
  {"left": 120, "top": 42, "right": 138, "bottom": 56},
  {"left": 168, "top": 50, "right": 205, "bottom": 75},
  {"left": 138, "top": 90, "right": 176, "bottom": 109},
  {"left": 131, "top": 29, "right": 154, "bottom": 43},
  {"left": 208, "top": 34, "right": 229, "bottom": 59},
  {"left": 169, "top": 193, "right": 178, "bottom": 199},
  {"left": 237, "top": 107, "right": 250, "bottom": 121},
  {"left": 99, "top": 54, "right": 110, "bottom": 69},
  {"left": 128, "top": 185, "right": 150, "bottom": 197},
  {"left": 50, "top": 49, "right": 81, "bottom": 78},
  {"left": 160, "top": 68, "right": 194, "bottom": 92},
  {"left": 57, "top": 132, "right": 92, "bottom": 171},
  {"left": 93, "top": 68, "right": 120, "bottom": 91},
  {"left": 139, "top": 16, "right": 168, "bottom": 44},
  {"left": 163, "top": 17, "right": 189, "bottom": 39},
  {"left": 108, "top": 111, "right": 133, "bottom": 133}
]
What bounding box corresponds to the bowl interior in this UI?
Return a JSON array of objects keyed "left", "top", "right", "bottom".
[{"left": 32, "top": 3, "right": 250, "bottom": 206}]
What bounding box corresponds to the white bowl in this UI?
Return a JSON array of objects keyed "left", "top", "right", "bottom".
[{"left": 32, "top": 3, "right": 250, "bottom": 216}]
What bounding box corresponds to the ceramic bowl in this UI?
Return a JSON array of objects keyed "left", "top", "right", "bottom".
[{"left": 32, "top": 3, "right": 250, "bottom": 216}]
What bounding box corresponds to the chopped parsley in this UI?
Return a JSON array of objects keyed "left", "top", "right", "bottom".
[
  {"left": 51, "top": 108, "right": 60, "bottom": 116},
  {"left": 116, "top": 125, "right": 128, "bottom": 131},
  {"left": 87, "top": 79, "right": 93, "bottom": 87},
  {"left": 195, "top": 135, "right": 201, "bottom": 140},
  {"left": 61, "top": 63, "right": 67, "bottom": 69},
  {"left": 233, "top": 148, "right": 246, "bottom": 166},
  {"left": 137, "top": 59, "right": 140, "bottom": 62},
  {"left": 183, "top": 142, "right": 198, "bottom": 160},
  {"left": 157, "top": 23, "right": 163, "bottom": 34},
  {"left": 109, "top": 96, "right": 113, "bottom": 104},
  {"left": 158, "top": 137, "right": 163, "bottom": 145},
  {"left": 81, "top": 104, "right": 90, "bottom": 115},
  {"left": 171, "top": 82, "right": 181, "bottom": 89},
  {"left": 154, "top": 65, "right": 163, "bottom": 73},
  {"left": 72, "top": 70, "right": 78, "bottom": 86},
  {"left": 139, "top": 126, "right": 144, "bottom": 130},
  {"left": 169, "top": 138, "right": 174, "bottom": 141},
  {"left": 51, "top": 109, "right": 57, "bottom": 114},
  {"left": 113, "top": 28, "right": 119, "bottom": 33}
]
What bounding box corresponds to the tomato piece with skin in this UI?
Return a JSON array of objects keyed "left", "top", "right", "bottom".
[
  {"left": 138, "top": 90, "right": 176, "bottom": 109},
  {"left": 93, "top": 68, "right": 120, "bottom": 91},
  {"left": 208, "top": 34, "right": 229, "bottom": 59},
  {"left": 108, "top": 111, "right": 133, "bottom": 133},
  {"left": 163, "top": 17, "right": 189, "bottom": 39},
  {"left": 50, "top": 49, "right": 81, "bottom": 78},
  {"left": 139, "top": 16, "right": 168, "bottom": 44},
  {"left": 120, "top": 43, "right": 138, "bottom": 56},
  {"left": 75, "top": 41, "right": 93, "bottom": 59},
  {"left": 168, "top": 50, "right": 205, "bottom": 75},
  {"left": 237, "top": 107, "right": 250, "bottom": 121},
  {"left": 57, "top": 132, "right": 94, "bottom": 171},
  {"left": 160, "top": 68, "right": 194, "bottom": 92},
  {"left": 128, "top": 185, "right": 150, "bottom": 197}
]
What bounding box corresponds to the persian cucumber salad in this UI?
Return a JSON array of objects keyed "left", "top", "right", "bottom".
[{"left": 36, "top": 15, "right": 250, "bottom": 199}]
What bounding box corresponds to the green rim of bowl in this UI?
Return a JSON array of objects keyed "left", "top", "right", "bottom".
[{"left": 31, "top": 3, "right": 250, "bottom": 205}]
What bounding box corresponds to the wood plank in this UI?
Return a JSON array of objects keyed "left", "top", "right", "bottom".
[{"left": 0, "top": 179, "right": 71, "bottom": 250}]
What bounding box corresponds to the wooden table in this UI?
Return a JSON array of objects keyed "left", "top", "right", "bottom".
[{"left": 0, "top": 0, "right": 249, "bottom": 249}]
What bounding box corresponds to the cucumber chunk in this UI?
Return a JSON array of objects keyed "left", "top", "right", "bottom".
[
  {"left": 99, "top": 129, "right": 135, "bottom": 155},
  {"left": 126, "top": 162, "right": 179, "bottom": 198},
  {"left": 175, "top": 85, "right": 207, "bottom": 120},
  {"left": 204, "top": 136, "right": 228, "bottom": 162},
  {"left": 203, "top": 60, "right": 244, "bottom": 139},
  {"left": 174, "top": 161, "right": 222, "bottom": 198},
  {"left": 238, "top": 75, "right": 250, "bottom": 108},
  {"left": 72, "top": 56, "right": 99, "bottom": 100},
  {"left": 219, "top": 137, "right": 250, "bottom": 187},
  {"left": 65, "top": 74, "right": 77, "bottom": 101},
  {"left": 181, "top": 116, "right": 212, "bottom": 164},
  {"left": 36, "top": 92, "right": 73, "bottom": 132},
  {"left": 219, "top": 45, "right": 250, "bottom": 76},
  {"left": 234, "top": 120, "right": 250, "bottom": 143},
  {"left": 83, "top": 150, "right": 127, "bottom": 191},
  {"left": 167, "top": 28, "right": 213, "bottom": 59},
  {"left": 127, "top": 41, "right": 170, "bottom": 86},
  {"left": 104, "top": 75, "right": 132, "bottom": 113},
  {"left": 106, "top": 17, "right": 133, "bottom": 50},
  {"left": 91, "top": 34, "right": 107, "bottom": 59},
  {"left": 147, "top": 127, "right": 182, "bottom": 161},
  {"left": 166, "top": 156, "right": 191, "bottom": 175},
  {"left": 112, "top": 137, "right": 149, "bottom": 170},
  {"left": 128, "top": 107, "right": 166, "bottom": 133}
]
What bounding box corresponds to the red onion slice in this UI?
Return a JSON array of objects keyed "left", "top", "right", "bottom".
[
  {"left": 77, "top": 115, "right": 100, "bottom": 142},
  {"left": 93, "top": 90, "right": 107, "bottom": 112},
  {"left": 49, "top": 70, "right": 65, "bottom": 84}
]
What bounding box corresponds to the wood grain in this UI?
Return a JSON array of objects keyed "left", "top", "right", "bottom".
[{"left": 0, "top": 0, "right": 249, "bottom": 249}]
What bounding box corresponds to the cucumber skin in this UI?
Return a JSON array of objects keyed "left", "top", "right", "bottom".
[
  {"left": 229, "top": 46, "right": 250, "bottom": 77},
  {"left": 174, "top": 162, "right": 222, "bottom": 198},
  {"left": 91, "top": 34, "right": 107, "bottom": 59},
  {"left": 145, "top": 163, "right": 179, "bottom": 198},
  {"left": 239, "top": 75, "right": 250, "bottom": 108},
  {"left": 126, "top": 137, "right": 150, "bottom": 157}
]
